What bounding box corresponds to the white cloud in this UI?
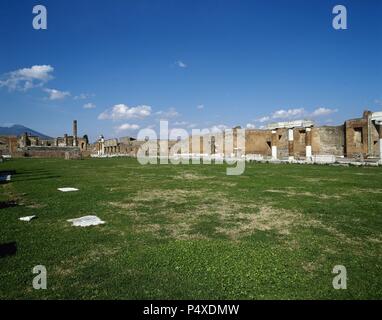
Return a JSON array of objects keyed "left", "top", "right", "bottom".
[
  {"left": 44, "top": 88, "right": 71, "bottom": 100},
  {"left": 257, "top": 116, "right": 270, "bottom": 123},
  {"left": 74, "top": 93, "right": 94, "bottom": 100},
  {"left": 256, "top": 107, "right": 338, "bottom": 124},
  {"left": 0, "top": 65, "right": 54, "bottom": 91},
  {"left": 176, "top": 61, "right": 187, "bottom": 68},
  {"left": 311, "top": 107, "right": 338, "bottom": 117},
  {"left": 210, "top": 124, "right": 229, "bottom": 133},
  {"left": 155, "top": 107, "right": 179, "bottom": 119},
  {"left": 197, "top": 104, "right": 204, "bottom": 110},
  {"left": 172, "top": 121, "right": 198, "bottom": 129},
  {"left": 83, "top": 103, "right": 96, "bottom": 109},
  {"left": 246, "top": 123, "right": 256, "bottom": 129},
  {"left": 272, "top": 108, "right": 305, "bottom": 119},
  {"left": 115, "top": 123, "right": 140, "bottom": 132},
  {"left": 98, "top": 104, "right": 152, "bottom": 120},
  {"left": 174, "top": 121, "right": 188, "bottom": 126}
]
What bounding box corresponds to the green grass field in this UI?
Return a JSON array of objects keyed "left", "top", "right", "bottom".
[{"left": 0, "top": 158, "right": 381, "bottom": 299}]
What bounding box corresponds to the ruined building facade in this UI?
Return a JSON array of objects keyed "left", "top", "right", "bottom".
[
  {"left": 0, "top": 120, "right": 90, "bottom": 159},
  {"left": 94, "top": 110, "right": 382, "bottom": 162},
  {"left": 1, "top": 111, "right": 381, "bottom": 162}
]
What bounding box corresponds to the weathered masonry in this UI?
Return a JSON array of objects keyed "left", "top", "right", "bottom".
[
  {"left": 0, "top": 120, "right": 90, "bottom": 159},
  {"left": 190, "top": 110, "right": 381, "bottom": 161},
  {"left": 2, "top": 110, "right": 381, "bottom": 162},
  {"left": 345, "top": 111, "right": 382, "bottom": 158},
  {"left": 250, "top": 110, "right": 381, "bottom": 161},
  {"left": 93, "top": 110, "right": 382, "bottom": 163}
]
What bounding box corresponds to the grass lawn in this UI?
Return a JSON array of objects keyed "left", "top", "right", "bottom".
[{"left": 0, "top": 158, "right": 381, "bottom": 299}]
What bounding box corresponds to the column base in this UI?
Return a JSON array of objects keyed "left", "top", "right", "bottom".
[
  {"left": 271, "top": 146, "right": 277, "bottom": 160},
  {"left": 306, "top": 145, "right": 312, "bottom": 158}
]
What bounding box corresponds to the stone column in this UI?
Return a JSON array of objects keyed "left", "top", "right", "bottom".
[
  {"left": 101, "top": 138, "right": 105, "bottom": 155},
  {"left": 305, "top": 127, "right": 312, "bottom": 159},
  {"left": 22, "top": 132, "right": 28, "bottom": 148},
  {"left": 271, "top": 130, "right": 277, "bottom": 160},
  {"left": 98, "top": 142, "right": 102, "bottom": 155},
  {"left": 211, "top": 136, "right": 216, "bottom": 154},
  {"left": 73, "top": 120, "right": 78, "bottom": 147},
  {"left": 64, "top": 134, "right": 68, "bottom": 146},
  {"left": 288, "top": 128, "right": 294, "bottom": 161}
]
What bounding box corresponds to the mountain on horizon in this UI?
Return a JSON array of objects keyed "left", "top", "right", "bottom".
[{"left": 0, "top": 124, "right": 52, "bottom": 140}]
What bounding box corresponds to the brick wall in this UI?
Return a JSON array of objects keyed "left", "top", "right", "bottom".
[{"left": 312, "top": 126, "right": 345, "bottom": 156}]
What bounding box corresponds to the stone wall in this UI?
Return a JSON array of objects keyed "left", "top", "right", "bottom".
[
  {"left": 345, "top": 116, "right": 368, "bottom": 157},
  {"left": 344, "top": 111, "right": 380, "bottom": 158},
  {"left": 19, "top": 146, "right": 82, "bottom": 159},
  {"left": 369, "top": 122, "right": 381, "bottom": 157},
  {"left": 0, "top": 136, "right": 18, "bottom": 155},
  {"left": 245, "top": 130, "right": 272, "bottom": 156},
  {"left": 312, "top": 126, "right": 345, "bottom": 156},
  {"left": 275, "top": 129, "right": 289, "bottom": 159}
]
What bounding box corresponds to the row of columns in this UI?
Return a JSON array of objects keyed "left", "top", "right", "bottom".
[
  {"left": 96, "top": 137, "right": 122, "bottom": 156},
  {"left": 97, "top": 136, "right": 105, "bottom": 156},
  {"left": 60, "top": 134, "right": 78, "bottom": 147},
  {"left": 105, "top": 146, "right": 120, "bottom": 154},
  {"left": 271, "top": 127, "right": 312, "bottom": 161}
]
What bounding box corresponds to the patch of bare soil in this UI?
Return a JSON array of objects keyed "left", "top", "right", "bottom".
[
  {"left": 215, "top": 204, "right": 322, "bottom": 239},
  {"left": 53, "top": 246, "right": 120, "bottom": 277},
  {"left": 352, "top": 188, "right": 382, "bottom": 194},
  {"left": 134, "top": 189, "right": 206, "bottom": 202},
  {"left": 135, "top": 222, "right": 208, "bottom": 240},
  {"left": 173, "top": 172, "right": 211, "bottom": 181},
  {"left": 106, "top": 188, "right": 325, "bottom": 240},
  {"left": 106, "top": 188, "right": 370, "bottom": 249},
  {"left": 303, "top": 177, "right": 340, "bottom": 183},
  {"left": 265, "top": 189, "right": 342, "bottom": 199}
]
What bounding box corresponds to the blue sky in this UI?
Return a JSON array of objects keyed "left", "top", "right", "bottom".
[{"left": 0, "top": 0, "right": 381, "bottom": 141}]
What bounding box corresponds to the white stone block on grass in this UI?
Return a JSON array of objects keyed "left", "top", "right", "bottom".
[
  {"left": 0, "top": 175, "right": 11, "bottom": 182},
  {"left": 58, "top": 187, "right": 79, "bottom": 192},
  {"left": 67, "top": 215, "right": 105, "bottom": 227},
  {"left": 19, "top": 215, "right": 36, "bottom": 222}
]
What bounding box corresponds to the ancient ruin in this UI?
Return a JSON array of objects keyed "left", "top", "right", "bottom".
[
  {"left": 1, "top": 111, "right": 382, "bottom": 164},
  {"left": 0, "top": 120, "right": 89, "bottom": 159},
  {"left": 92, "top": 110, "right": 382, "bottom": 164}
]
